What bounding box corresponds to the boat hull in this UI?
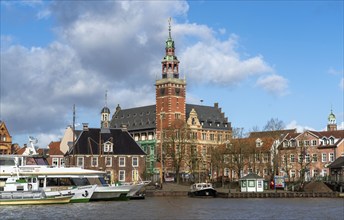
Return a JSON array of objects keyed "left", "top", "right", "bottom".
[
  {"left": 188, "top": 188, "right": 217, "bottom": 197},
  {"left": 90, "top": 186, "right": 129, "bottom": 201},
  {"left": 44, "top": 185, "right": 96, "bottom": 203},
  {"left": 0, "top": 195, "right": 72, "bottom": 205}
]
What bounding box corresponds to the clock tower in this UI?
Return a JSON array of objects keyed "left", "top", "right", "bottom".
[{"left": 156, "top": 18, "right": 186, "bottom": 139}]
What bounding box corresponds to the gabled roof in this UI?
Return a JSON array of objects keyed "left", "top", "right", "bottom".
[
  {"left": 68, "top": 128, "right": 146, "bottom": 156},
  {"left": 308, "top": 130, "right": 344, "bottom": 139},
  {"left": 47, "top": 141, "right": 64, "bottom": 155},
  {"left": 249, "top": 129, "right": 297, "bottom": 139},
  {"left": 110, "top": 103, "right": 231, "bottom": 132},
  {"left": 240, "top": 173, "right": 264, "bottom": 180}
]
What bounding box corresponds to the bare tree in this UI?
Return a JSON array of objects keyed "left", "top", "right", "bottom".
[
  {"left": 263, "top": 118, "right": 285, "bottom": 178},
  {"left": 162, "top": 119, "right": 192, "bottom": 184}
]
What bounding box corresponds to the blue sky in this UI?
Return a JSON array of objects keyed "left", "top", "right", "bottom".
[{"left": 1, "top": 1, "right": 343, "bottom": 148}]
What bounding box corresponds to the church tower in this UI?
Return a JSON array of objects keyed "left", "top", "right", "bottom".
[
  {"left": 101, "top": 91, "right": 110, "bottom": 130},
  {"left": 327, "top": 108, "right": 337, "bottom": 131},
  {"left": 156, "top": 18, "right": 186, "bottom": 138}
]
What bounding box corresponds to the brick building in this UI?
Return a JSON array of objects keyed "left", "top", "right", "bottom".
[
  {"left": 110, "top": 20, "right": 232, "bottom": 182},
  {"left": 0, "top": 121, "right": 12, "bottom": 155},
  {"left": 65, "top": 105, "right": 146, "bottom": 183}
]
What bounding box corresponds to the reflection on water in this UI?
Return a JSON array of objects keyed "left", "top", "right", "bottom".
[{"left": 1, "top": 197, "right": 343, "bottom": 220}]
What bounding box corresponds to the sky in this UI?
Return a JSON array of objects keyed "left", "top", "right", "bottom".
[{"left": 1, "top": 0, "right": 343, "bottom": 148}]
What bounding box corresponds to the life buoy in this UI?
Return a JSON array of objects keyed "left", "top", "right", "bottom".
[{"left": 28, "top": 184, "right": 32, "bottom": 190}]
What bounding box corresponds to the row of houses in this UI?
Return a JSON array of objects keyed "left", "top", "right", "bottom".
[{"left": 1, "top": 22, "right": 343, "bottom": 185}]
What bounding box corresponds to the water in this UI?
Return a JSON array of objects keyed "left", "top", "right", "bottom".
[{"left": 1, "top": 197, "right": 343, "bottom": 220}]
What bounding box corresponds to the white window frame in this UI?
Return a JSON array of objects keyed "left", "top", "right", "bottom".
[
  {"left": 322, "top": 153, "right": 327, "bottom": 162},
  {"left": 329, "top": 153, "right": 334, "bottom": 162},
  {"left": 119, "top": 157, "right": 126, "bottom": 167},
  {"left": 77, "top": 157, "right": 84, "bottom": 168},
  {"left": 91, "top": 157, "right": 98, "bottom": 167},
  {"left": 52, "top": 158, "right": 59, "bottom": 167},
  {"left": 104, "top": 142, "right": 113, "bottom": 152},
  {"left": 60, "top": 158, "right": 65, "bottom": 167},
  {"left": 105, "top": 157, "right": 112, "bottom": 167},
  {"left": 119, "top": 170, "right": 125, "bottom": 181},
  {"left": 132, "top": 157, "right": 138, "bottom": 167},
  {"left": 290, "top": 154, "right": 295, "bottom": 163}
]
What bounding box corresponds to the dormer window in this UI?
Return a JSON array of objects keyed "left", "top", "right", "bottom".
[
  {"left": 256, "top": 139, "right": 262, "bottom": 148},
  {"left": 104, "top": 142, "right": 113, "bottom": 152},
  {"left": 329, "top": 137, "right": 334, "bottom": 145}
]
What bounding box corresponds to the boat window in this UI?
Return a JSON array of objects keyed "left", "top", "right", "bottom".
[
  {"left": 46, "top": 178, "right": 58, "bottom": 186},
  {"left": 34, "top": 158, "right": 48, "bottom": 165},
  {"left": 71, "top": 178, "right": 90, "bottom": 186},
  {"left": 0, "top": 158, "right": 15, "bottom": 166},
  {"left": 99, "top": 177, "right": 108, "bottom": 186}
]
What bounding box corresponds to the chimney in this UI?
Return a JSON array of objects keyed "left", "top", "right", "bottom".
[
  {"left": 82, "top": 123, "right": 89, "bottom": 131},
  {"left": 214, "top": 102, "right": 218, "bottom": 109}
]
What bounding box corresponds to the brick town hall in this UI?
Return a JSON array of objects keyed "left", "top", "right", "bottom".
[{"left": 110, "top": 21, "right": 232, "bottom": 182}]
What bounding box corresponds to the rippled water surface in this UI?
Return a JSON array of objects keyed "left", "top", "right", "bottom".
[{"left": 1, "top": 197, "right": 343, "bottom": 220}]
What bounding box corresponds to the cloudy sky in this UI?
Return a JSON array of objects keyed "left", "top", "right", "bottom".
[{"left": 1, "top": 1, "right": 343, "bottom": 148}]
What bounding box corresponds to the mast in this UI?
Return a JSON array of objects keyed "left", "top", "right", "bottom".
[{"left": 72, "top": 104, "right": 76, "bottom": 166}]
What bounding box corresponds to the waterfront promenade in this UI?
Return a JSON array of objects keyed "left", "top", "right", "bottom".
[{"left": 145, "top": 183, "right": 343, "bottom": 198}]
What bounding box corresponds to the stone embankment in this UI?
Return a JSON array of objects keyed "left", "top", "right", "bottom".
[{"left": 145, "top": 183, "right": 344, "bottom": 198}]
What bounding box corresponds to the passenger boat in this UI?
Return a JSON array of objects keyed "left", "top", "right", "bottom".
[
  {"left": 0, "top": 191, "right": 72, "bottom": 205},
  {"left": 0, "top": 155, "right": 128, "bottom": 202},
  {"left": 188, "top": 182, "right": 217, "bottom": 197}
]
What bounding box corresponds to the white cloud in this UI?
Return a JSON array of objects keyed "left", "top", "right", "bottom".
[
  {"left": 256, "top": 74, "right": 289, "bottom": 96},
  {"left": 340, "top": 78, "right": 344, "bottom": 90},
  {"left": 286, "top": 120, "right": 315, "bottom": 132},
  {"left": 1, "top": 1, "right": 289, "bottom": 145}
]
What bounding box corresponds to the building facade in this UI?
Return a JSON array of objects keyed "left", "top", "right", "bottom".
[
  {"left": 110, "top": 21, "right": 232, "bottom": 182},
  {"left": 0, "top": 121, "right": 12, "bottom": 155},
  {"left": 65, "top": 105, "right": 146, "bottom": 183}
]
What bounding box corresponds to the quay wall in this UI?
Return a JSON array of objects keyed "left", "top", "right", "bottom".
[{"left": 145, "top": 191, "right": 343, "bottom": 198}]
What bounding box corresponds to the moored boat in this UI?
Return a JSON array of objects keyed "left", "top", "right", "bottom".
[
  {"left": 0, "top": 191, "right": 72, "bottom": 205},
  {"left": 188, "top": 182, "right": 217, "bottom": 197}
]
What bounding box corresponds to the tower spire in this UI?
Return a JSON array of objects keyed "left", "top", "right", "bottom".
[{"left": 168, "top": 17, "right": 172, "bottom": 39}]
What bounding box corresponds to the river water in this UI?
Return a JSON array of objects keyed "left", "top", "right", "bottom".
[{"left": 1, "top": 197, "right": 343, "bottom": 220}]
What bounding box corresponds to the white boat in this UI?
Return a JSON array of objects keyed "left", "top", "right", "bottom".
[
  {"left": 0, "top": 191, "right": 72, "bottom": 205},
  {"left": 188, "top": 182, "right": 217, "bottom": 197},
  {"left": 115, "top": 181, "right": 151, "bottom": 199},
  {"left": 0, "top": 155, "right": 126, "bottom": 202}
]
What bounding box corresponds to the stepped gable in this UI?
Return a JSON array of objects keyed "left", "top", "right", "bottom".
[
  {"left": 71, "top": 128, "right": 146, "bottom": 155},
  {"left": 186, "top": 103, "right": 231, "bottom": 130},
  {"left": 110, "top": 105, "right": 156, "bottom": 131},
  {"left": 110, "top": 103, "right": 231, "bottom": 131}
]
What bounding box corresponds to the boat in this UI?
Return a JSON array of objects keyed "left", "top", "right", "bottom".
[
  {"left": 188, "top": 182, "right": 217, "bottom": 197},
  {"left": 112, "top": 180, "right": 151, "bottom": 199},
  {"left": 0, "top": 154, "right": 127, "bottom": 202},
  {"left": 0, "top": 191, "right": 72, "bottom": 205}
]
